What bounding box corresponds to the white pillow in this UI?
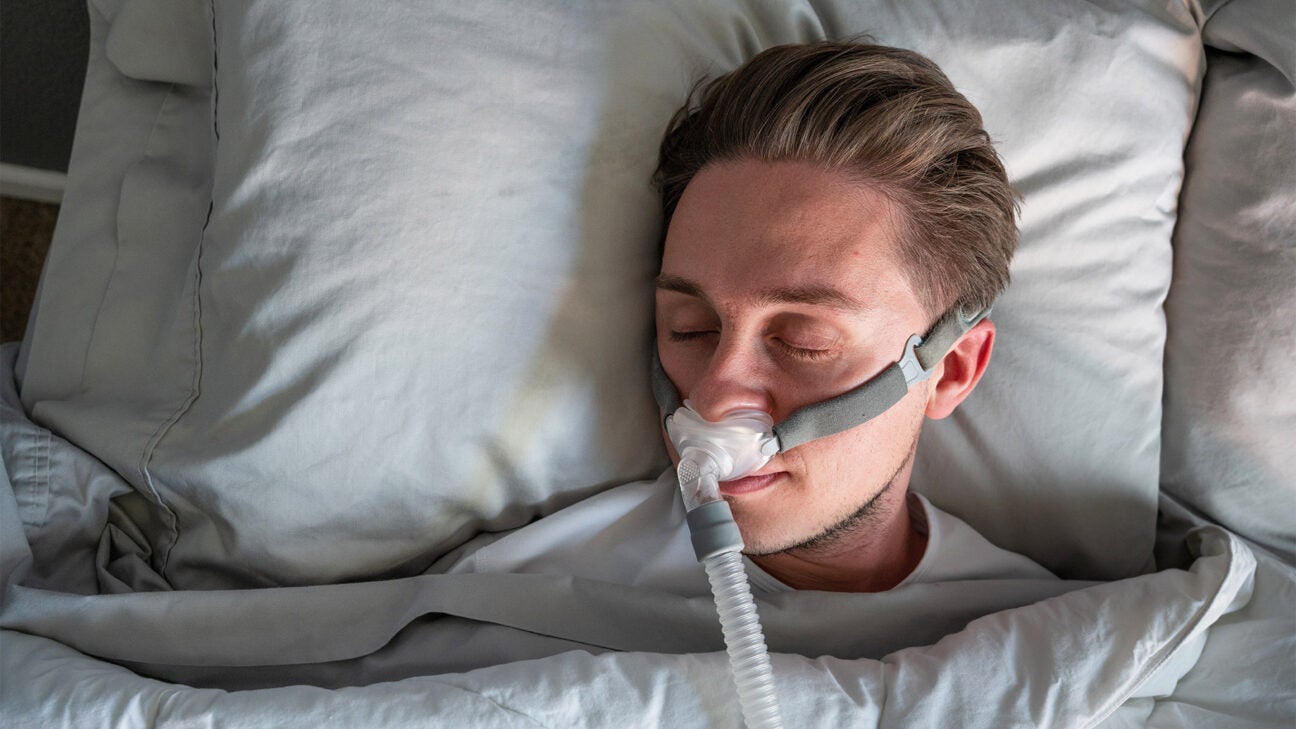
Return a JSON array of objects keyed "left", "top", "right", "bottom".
[
  {"left": 1161, "top": 4, "right": 1296, "bottom": 563},
  {"left": 22, "top": 0, "right": 1203, "bottom": 587}
]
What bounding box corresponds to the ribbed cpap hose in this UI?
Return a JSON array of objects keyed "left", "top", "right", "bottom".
[
  {"left": 671, "top": 406, "right": 784, "bottom": 729},
  {"left": 703, "top": 550, "right": 784, "bottom": 729}
]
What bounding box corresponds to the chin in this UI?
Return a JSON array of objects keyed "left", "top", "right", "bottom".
[{"left": 728, "top": 508, "right": 799, "bottom": 556}]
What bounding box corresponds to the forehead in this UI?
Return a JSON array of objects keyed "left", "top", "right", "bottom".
[{"left": 660, "top": 159, "right": 916, "bottom": 309}]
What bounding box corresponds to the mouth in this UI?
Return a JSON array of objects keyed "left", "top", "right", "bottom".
[{"left": 719, "top": 471, "right": 782, "bottom": 496}]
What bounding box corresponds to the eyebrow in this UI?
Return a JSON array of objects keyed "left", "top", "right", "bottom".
[
  {"left": 654, "top": 274, "right": 707, "bottom": 299},
  {"left": 654, "top": 274, "right": 863, "bottom": 310}
]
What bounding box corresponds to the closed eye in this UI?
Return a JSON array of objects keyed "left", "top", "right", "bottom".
[
  {"left": 668, "top": 330, "right": 717, "bottom": 342},
  {"left": 668, "top": 331, "right": 837, "bottom": 362},
  {"left": 773, "top": 339, "right": 836, "bottom": 362}
]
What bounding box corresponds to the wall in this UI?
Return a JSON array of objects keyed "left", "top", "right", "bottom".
[{"left": 1, "top": 0, "right": 89, "bottom": 173}]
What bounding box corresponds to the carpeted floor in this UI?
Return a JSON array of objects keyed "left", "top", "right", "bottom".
[{"left": 0, "top": 195, "right": 58, "bottom": 344}]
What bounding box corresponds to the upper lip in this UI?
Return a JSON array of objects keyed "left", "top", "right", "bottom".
[{"left": 726, "top": 468, "right": 782, "bottom": 481}]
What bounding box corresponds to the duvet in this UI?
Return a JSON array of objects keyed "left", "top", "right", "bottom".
[{"left": 2, "top": 347, "right": 1293, "bottom": 728}]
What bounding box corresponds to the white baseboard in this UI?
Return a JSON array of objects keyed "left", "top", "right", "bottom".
[{"left": 0, "top": 163, "right": 67, "bottom": 204}]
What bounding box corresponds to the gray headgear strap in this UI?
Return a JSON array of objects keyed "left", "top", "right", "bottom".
[
  {"left": 651, "top": 305, "right": 990, "bottom": 453},
  {"left": 650, "top": 349, "right": 683, "bottom": 417}
]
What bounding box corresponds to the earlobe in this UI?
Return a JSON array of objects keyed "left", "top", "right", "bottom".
[{"left": 924, "top": 319, "right": 995, "bottom": 419}]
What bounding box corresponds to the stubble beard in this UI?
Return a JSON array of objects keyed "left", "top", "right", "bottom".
[{"left": 742, "top": 427, "right": 922, "bottom": 558}]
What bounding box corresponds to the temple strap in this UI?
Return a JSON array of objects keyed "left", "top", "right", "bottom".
[
  {"left": 771, "top": 306, "right": 990, "bottom": 452},
  {"left": 914, "top": 306, "right": 988, "bottom": 373},
  {"left": 772, "top": 364, "right": 908, "bottom": 451}
]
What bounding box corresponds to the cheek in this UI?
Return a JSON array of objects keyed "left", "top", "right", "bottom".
[
  {"left": 656, "top": 343, "right": 700, "bottom": 401},
  {"left": 795, "top": 390, "right": 926, "bottom": 473},
  {"left": 869, "top": 391, "right": 928, "bottom": 465}
]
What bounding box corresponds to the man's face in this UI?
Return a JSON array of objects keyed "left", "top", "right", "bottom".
[{"left": 655, "top": 158, "right": 938, "bottom": 555}]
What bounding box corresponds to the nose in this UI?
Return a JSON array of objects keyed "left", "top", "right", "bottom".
[{"left": 686, "top": 334, "right": 775, "bottom": 422}]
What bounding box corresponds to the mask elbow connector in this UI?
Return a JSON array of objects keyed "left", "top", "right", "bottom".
[
  {"left": 685, "top": 499, "right": 743, "bottom": 561},
  {"left": 676, "top": 451, "right": 743, "bottom": 560},
  {"left": 676, "top": 448, "right": 721, "bottom": 510}
]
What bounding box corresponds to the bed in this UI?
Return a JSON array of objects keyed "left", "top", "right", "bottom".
[{"left": 2, "top": 0, "right": 1293, "bottom": 726}]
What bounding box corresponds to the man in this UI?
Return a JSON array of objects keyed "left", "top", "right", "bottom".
[{"left": 440, "top": 41, "right": 1052, "bottom": 593}]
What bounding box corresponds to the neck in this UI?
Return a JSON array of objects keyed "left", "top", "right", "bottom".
[{"left": 748, "top": 488, "right": 926, "bottom": 592}]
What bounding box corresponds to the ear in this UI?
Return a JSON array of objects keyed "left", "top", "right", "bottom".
[{"left": 924, "top": 319, "right": 995, "bottom": 419}]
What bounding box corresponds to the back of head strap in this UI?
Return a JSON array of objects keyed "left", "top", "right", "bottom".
[{"left": 652, "top": 305, "right": 990, "bottom": 453}]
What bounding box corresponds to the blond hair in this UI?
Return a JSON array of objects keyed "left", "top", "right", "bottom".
[{"left": 654, "top": 42, "right": 1019, "bottom": 316}]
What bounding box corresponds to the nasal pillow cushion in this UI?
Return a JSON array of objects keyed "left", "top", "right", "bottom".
[{"left": 24, "top": 0, "right": 1203, "bottom": 586}]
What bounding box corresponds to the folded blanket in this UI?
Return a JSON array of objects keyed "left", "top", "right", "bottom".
[{"left": 0, "top": 526, "right": 1267, "bottom": 727}]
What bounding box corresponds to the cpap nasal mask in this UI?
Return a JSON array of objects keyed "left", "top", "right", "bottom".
[{"left": 658, "top": 304, "right": 989, "bottom": 729}]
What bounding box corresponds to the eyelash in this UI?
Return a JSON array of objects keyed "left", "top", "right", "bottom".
[
  {"left": 668, "top": 330, "right": 714, "bottom": 341},
  {"left": 777, "top": 342, "right": 834, "bottom": 361},
  {"left": 668, "top": 331, "right": 833, "bottom": 362}
]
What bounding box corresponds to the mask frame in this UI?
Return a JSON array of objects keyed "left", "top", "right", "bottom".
[{"left": 651, "top": 305, "right": 991, "bottom": 455}]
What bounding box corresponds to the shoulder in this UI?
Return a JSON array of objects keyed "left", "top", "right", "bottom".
[{"left": 902, "top": 492, "right": 1057, "bottom": 585}]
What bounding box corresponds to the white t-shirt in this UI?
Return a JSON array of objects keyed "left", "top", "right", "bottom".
[{"left": 437, "top": 469, "right": 1055, "bottom": 594}]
